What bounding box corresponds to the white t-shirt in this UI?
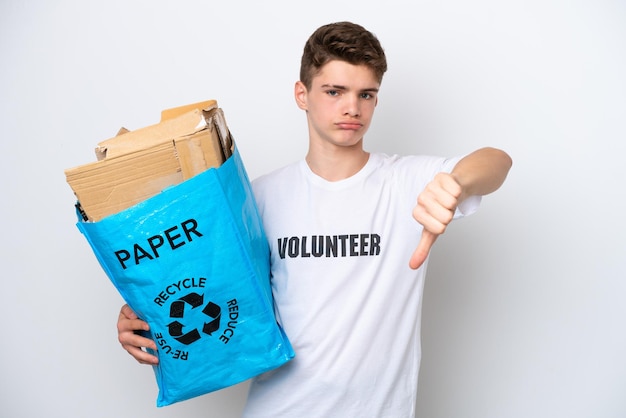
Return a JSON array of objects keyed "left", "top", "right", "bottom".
[{"left": 242, "top": 152, "right": 479, "bottom": 417}]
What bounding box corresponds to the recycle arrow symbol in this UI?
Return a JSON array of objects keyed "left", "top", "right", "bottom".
[
  {"left": 169, "top": 292, "right": 204, "bottom": 318},
  {"left": 202, "top": 301, "right": 221, "bottom": 335},
  {"left": 167, "top": 320, "right": 201, "bottom": 345},
  {"left": 167, "top": 292, "right": 222, "bottom": 345}
]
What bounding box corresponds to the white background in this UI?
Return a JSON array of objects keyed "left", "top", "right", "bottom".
[{"left": 1, "top": 1, "right": 625, "bottom": 417}]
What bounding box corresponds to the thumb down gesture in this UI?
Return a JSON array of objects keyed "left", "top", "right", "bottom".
[{"left": 409, "top": 172, "right": 462, "bottom": 270}]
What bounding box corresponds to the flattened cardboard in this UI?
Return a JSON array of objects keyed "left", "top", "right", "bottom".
[
  {"left": 65, "top": 100, "right": 232, "bottom": 222},
  {"left": 65, "top": 142, "right": 184, "bottom": 221}
]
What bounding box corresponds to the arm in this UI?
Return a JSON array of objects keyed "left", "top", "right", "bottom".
[
  {"left": 117, "top": 304, "right": 159, "bottom": 365},
  {"left": 409, "top": 147, "right": 512, "bottom": 269},
  {"left": 450, "top": 147, "right": 513, "bottom": 202}
]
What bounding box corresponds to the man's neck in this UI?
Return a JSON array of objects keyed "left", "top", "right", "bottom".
[{"left": 305, "top": 145, "right": 370, "bottom": 182}]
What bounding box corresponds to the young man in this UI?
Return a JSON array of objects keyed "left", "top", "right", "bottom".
[{"left": 118, "top": 21, "right": 512, "bottom": 417}]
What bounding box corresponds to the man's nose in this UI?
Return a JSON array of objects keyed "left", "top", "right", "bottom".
[{"left": 343, "top": 95, "right": 360, "bottom": 117}]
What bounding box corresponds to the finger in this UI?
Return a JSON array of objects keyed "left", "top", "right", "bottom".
[
  {"left": 119, "top": 329, "right": 158, "bottom": 363},
  {"left": 120, "top": 304, "right": 138, "bottom": 320},
  {"left": 123, "top": 344, "right": 159, "bottom": 365},
  {"left": 119, "top": 326, "right": 155, "bottom": 347},
  {"left": 409, "top": 230, "right": 438, "bottom": 270},
  {"left": 436, "top": 172, "right": 462, "bottom": 201},
  {"left": 118, "top": 304, "right": 150, "bottom": 334},
  {"left": 118, "top": 315, "right": 150, "bottom": 334}
]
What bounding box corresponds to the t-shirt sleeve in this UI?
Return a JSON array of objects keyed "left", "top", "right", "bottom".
[{"left": 392, "top": 153, "right": 482, "bottom": 219}]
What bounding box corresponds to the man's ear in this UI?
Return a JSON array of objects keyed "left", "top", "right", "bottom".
[{"left": 294, "top": 81, "right": 308, "bottom": 110}]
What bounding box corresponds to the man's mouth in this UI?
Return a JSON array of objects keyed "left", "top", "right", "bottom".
[{"left": 336, "top": 122, "right": 362, "bottom": 130}]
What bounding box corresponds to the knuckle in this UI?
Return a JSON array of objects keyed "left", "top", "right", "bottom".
[{"left": 433, "top": 224, "right": 446, "bottom": 235}]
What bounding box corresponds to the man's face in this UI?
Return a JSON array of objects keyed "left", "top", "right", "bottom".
[{"left": 295, "top": 60, "right": 380, "bottom": 150}]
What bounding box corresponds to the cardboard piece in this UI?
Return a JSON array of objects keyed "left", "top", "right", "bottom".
[
  {"left": 65, "top": 101, "right": 232, "bottom": 222},
  {"left": 160, "top": 99, "right": 217, "bottom": 122}
]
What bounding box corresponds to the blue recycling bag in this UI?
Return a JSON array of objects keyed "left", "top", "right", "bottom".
[{"left": 76, "top": 147, "right": 294, "bottom": 407}]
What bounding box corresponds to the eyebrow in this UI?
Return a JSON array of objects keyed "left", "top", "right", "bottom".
[{"left": 321, "top": 84, "right": 379, "bottom": 93}]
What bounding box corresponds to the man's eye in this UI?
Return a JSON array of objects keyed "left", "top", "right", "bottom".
[
  {"left": 327, "top": 90, "right": 339, "bottom": 96},
  {"left": 361, "top": 93, "right": 373, "bottom": 99}
]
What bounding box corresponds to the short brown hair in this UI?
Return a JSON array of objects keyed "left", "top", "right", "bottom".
[{"left": 299, "top": 21, "right": 387, "bottom": 89}]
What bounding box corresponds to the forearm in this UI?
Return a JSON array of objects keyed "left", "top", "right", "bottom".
[{"left": 451, "top": 147, "right": 512, "bottom": 201}]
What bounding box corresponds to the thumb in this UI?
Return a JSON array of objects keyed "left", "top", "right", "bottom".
[{"left": 409, "top": 230, "right": 438, "bottom": 270}]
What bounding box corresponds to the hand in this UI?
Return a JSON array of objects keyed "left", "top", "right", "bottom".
[
  {"left": 409, "top": 172, "right": 461, "bottom": 269},
  {"left": 117, "top": 304, "right": 159, "bottom": 365}
]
